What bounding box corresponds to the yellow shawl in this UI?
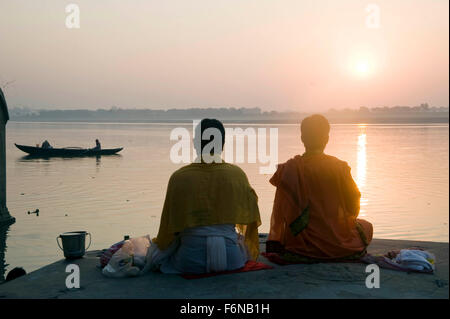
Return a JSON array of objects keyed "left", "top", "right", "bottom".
[{"left": 153, "top": 162, "right": 261, "bottom": 260}]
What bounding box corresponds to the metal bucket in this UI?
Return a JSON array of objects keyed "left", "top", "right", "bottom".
[{"left": 57, "top": 231, "right": 91, "bottom": 259}]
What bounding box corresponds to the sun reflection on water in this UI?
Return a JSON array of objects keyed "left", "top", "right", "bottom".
[{"left": 356, "top": 125, "right": 367, "bottom": 215}]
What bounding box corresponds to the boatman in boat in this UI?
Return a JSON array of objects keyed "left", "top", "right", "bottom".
[
  {"left": 266, "top": 114, "right": 373, "bottom": 262},
  {"left": 144, "top": 119, "right": 261, "bottom": 274},
  {"left": 41, "top": 140, "right": 52, "bottom": 149},
  {"left": 93, "top": 139, "right": 101, "bottom": 150}
]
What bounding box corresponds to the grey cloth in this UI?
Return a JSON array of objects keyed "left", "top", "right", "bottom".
[{"left": 158, "top": 224, "right": 247, "bottom": 274}]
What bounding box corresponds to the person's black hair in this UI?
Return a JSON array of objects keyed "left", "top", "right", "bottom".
[
  {"left": 5, "top": 267, "right": 26, "bottom": 282},
  {"left": 300, "top": 114, "right": 330, "bottom": 150},
  {"left": 195, "top": 118, "right": 225, "bottom": 156}
]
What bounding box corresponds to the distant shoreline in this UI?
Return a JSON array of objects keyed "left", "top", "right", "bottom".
[
  {"left": 9, "top": 118, "right": 449, "bottom": 125},
  {"left": 8, "top": 105, "right": 449, "bottom": 125}
]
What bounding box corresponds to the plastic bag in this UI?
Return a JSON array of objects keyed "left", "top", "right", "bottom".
[{"left": 102, "top": 235, "right": 151, "bottom": 278}]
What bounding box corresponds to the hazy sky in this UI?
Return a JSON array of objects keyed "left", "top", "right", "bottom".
[{"left": 0, "top": 0, "right": 448, "bottom": 111}]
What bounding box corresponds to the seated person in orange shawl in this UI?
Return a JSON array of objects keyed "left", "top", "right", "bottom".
[
  {"left": 148, "top": 119, "right": 261, "bottom": 274},
  {"left": 266, "top": 114, "right": 373, "bottom": 261}
]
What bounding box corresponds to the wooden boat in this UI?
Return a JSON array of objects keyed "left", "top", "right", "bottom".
[{"left": 15, "top": 144, "right": 123, "bottom": 157}]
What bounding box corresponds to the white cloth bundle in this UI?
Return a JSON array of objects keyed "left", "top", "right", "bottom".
[
  {"left": 102, "top": 235, "right": 152, "bottom": 278},
  {"left": 393, "top": 249, "right": 435, "bottom": 272}
]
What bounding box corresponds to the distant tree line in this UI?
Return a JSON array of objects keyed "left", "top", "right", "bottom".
[
  {"left": 8, "top": 104, "right": 449, "bottom": 123},
  {"left": 329, "top": 103, "right": 448, "bottom": 114}
]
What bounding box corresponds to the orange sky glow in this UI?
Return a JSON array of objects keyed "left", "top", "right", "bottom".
[{"left": 0, "top": 0, "right": 448, "bottom": 111}]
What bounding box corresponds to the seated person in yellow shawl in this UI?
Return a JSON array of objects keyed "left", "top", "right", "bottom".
[
  {"left": 266, "top": 114, "right": 373, "bottom": 260},
  {"left": 148, "top": 119, "right": 261, "bottom": 274}
]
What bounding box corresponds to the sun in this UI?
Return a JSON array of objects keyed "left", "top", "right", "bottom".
[
  {"left": 354, "top": 59, "right": 371, "bottom": 77},
  {"left": 344, "top": 49, "right": 377, "bottom": 78},
  {"left": 341, "top": 44, "right": 383, "bottom": 80}
]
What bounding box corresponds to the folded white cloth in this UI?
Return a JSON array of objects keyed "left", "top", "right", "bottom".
[
  {"left": 393, "top": 249, "right": 435, "bottom": 272},
  {"left": 206, "top": 236, "right": 227, "bottom": 273}
]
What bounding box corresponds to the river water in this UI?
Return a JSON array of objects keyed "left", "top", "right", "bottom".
[{"left": 1, "top": 121, "right": 448, "bottom": 276}]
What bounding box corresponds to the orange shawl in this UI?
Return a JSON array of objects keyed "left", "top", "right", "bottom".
[{"left": 268, "top": 153, "right": 372, "bottom": 259}]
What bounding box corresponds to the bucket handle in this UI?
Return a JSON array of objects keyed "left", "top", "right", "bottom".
[
  {"left": 85, "top": 232, "right": 92, "bottom": 251},
  {"left": 56, "top": 235, "right": 63, "bottom": 251}
]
